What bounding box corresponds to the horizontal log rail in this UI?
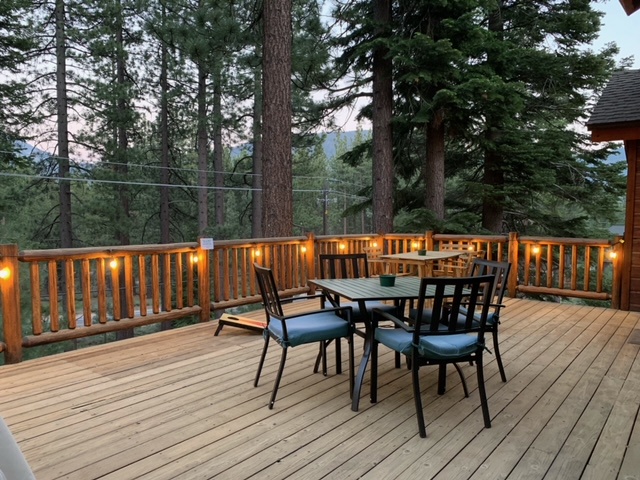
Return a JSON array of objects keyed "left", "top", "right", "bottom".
[{"left": 0, "top": 232, "right": 622, "bottom": 363}]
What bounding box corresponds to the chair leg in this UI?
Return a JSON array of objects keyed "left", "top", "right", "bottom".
[
  {"left": 313, "top": 339, "right": 342, "bottom": 375},
  {"left": 475, "top": 354, "right": 491, "bottom": 428},
  {"left": 411, "top": 354, "right": 427, "bottom": 438},
  {"left": 313, "top": 340, "right": 330, "bottom": 374},
  {"left": 321, "top": 340, "right": 328, "bottom": 376},
  {"left": 493, "top": 330, "right": 507, "bottom": 382},
  {"left": 269, "top": 347, "right": 288, "bottom": 409},
  {"left": 453, "top": 363, "right": 469, "bottom": 398},
  {"left": 254, "top": 335, "right": 270, "bottom": 387},
  {"left": 437, "top": 364, "right": 447, "bottom": 395}
]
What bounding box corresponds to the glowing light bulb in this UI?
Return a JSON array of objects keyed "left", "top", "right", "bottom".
[
  {"left": 109, "top": 259, "right": 118, "bottom": 269},
  {"left": 532, "top": 246, "right": 540, "bottom": 255},
  {"left": 0, "top": 267, "right": 10, "bottom": 280}
]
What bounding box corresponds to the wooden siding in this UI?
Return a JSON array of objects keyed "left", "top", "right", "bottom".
[
  {"left": 1, "top": 299, "right": 640, "bottom": 479},
  {"left": 625, "top": 140, "right": 640, "bottom": 310}
]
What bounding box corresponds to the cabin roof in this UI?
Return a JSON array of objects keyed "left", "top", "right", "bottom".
[{"left": 587, "top": 69, "right": 640, "bottom": 129}]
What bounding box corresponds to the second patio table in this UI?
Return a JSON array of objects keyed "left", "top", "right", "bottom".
[{"left": 381, "top": 250, "right": 466, "bottom": 276}]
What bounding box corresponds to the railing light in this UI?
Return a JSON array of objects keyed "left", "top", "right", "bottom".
[
  {"left": 254, "top": 249, "right": 261, "bottom": 257},
  {"left": 608, "top": 250, "right": 618, "bottom": 260},
  {"left": 191, "top": 254, "right": 199, "bottom": 263},
  {"left": 339, "top": 243, "right": 346, "bottom": 251},
  {"left": 109, "top": 259, "right": 118, "bottom": 269},
  {"left": 412, "top": 242, "right": 419, "bottom": 249},
  {"left": 372, "top": 241, "right": 378, "bottom": 248},
  {"left": 0, "top": 267, "right": 10, "bottom": 280},
  {"left": 531, "top": 245, "right": 540, "bottom": 255},
  {"left": 300, "top": 246, "right": 307, "bottom": 254}
]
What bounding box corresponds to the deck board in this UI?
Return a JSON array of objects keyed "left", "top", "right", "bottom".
[{"left": 1, "top": 298, "right": 640, "bottom": 479}]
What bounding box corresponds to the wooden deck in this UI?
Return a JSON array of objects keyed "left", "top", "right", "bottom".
[{"left": 1, "top": 298, "right": 640, "bottom": 479}]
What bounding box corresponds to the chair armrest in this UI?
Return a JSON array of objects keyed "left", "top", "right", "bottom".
[
  {"left": 371, "top": 308, "right": 413, "bottom": 332},
  {"left": 274, "top": 305, "right": 354, "bottom": 323},
  {"left": 279, "top": 292, "right": 326, "bottom": 305}
]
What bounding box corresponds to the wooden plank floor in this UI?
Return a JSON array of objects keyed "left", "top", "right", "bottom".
[{"left": 1, "top": 298, "right": 640, "bottom": 479}]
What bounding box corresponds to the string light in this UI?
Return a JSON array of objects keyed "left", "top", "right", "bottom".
[
  {"left": 0, "top": 267, "right": 10, "bottom": 279},
  {"left": 109, "top": 259, "right": 118, "bottom": 269}
]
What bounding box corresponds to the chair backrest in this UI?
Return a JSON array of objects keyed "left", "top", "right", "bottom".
[
  {"left": 469, "top": 258, "right": 511, "bottom": 309},
  {"left": 319, "top": 253, "right": 370, "bottom": 279},
  {"left": 253, "top": 263, "right": 284, "bottom": 322},
  {"left": 412, "top": 275, "right": 496, "bottom": 339}
]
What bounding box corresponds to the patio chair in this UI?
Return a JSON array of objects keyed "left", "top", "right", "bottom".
[
  {"left": 371, "top": 274, "right": 495, "bottom": 438},
  {"left": 409, "top": 258, "right": 512, "bottom": 381},
  {"left": 466, "top": 258, "right": 512, "bottom": 382},
  {"left": 253, "top": 263, "right": 355, "bottom": 409},
  {"left": 316, "top": 253, "right": 399, "bottom": 371}
]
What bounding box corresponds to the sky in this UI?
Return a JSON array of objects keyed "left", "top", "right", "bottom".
[{"left": 594, "top": 0, "right": 640, "bottom": 68}]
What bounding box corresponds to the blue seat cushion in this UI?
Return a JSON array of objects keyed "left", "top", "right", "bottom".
[
  {"left": 459, "top": 307, "right": 498, "bottom": 326},
  {"left": 268, "top": 312, "right": 350, "bottom": 348},
  {"left": 345, "top": 301, "right": 397, "bottom": 321},
  {"left": 375, "top": 328, "right": 479, "bottom": 360},
  {"left": 411, "top": 307, "right": 497, "bottom": 328}
]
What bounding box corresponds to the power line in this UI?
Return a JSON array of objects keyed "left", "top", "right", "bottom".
[
  {"left": 0, "top": 171, "right": 369, "bottom": 199},
  {"left": 0, "top": 151, "right": 368, "bottom": 189}
]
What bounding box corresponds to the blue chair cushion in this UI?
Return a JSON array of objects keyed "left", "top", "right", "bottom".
[
  {"left": 268, "top": 312, "right": 350, "bottom": 348},
  {"left": 345, "top": 301, "right": 397, "bottom": 321},
  {"left": 411, "top": 308, "right": 497, "bottom": 328},
  {"left": 375, "top": 328, "right": 479, "bottom": 360},
  {"left": 459, "top": 307, "right": 498, "bottom": 326}
]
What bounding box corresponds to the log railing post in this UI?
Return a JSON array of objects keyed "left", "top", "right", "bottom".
[
  {"left": 508, "top": 232, "right": 519, "bottom": 298},
  {"left": 1, "top": 244, "right": 23, "bottom": 363},
  {"left": 306, "top": 232, "right": 316, "bottom": 281},
  {"left": 198, "top": 247, "right": 211, "bottom": 322},
  {"left": 611, "top": 236, "right": 624, "bottom": 310},
  {"left": 426, "top": 231, "right": 434, "bottom": 250}
]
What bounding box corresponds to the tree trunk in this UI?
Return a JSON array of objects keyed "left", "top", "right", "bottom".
[
  {"left": 424, "top": 110, "right": 446, "bottom": 220},
  {"left": 482, "top": 2, "right": 505, "bottom": 233},
  {"left": 55, "top": 0, "right": 72, "bottom": 248},
  {"left": 115, "top": 0, "right": 129, "bottom": 247},
  {"left": 213, "top": 64, "right": 225, "bottom": 226},
  {"left": 371, "top": 0, "right": 394, "bottom": 234},
  {"left": 252, "top": 65, "right": 263, "bottom": 238},
  {"left": 262, "top": 0, "right": 293, "bottom": 237},
  {"left": 159, "top": 3, "right": 171, "bottom": 244},
  {"left": 197, "top": 62, "right": 209, "bottom": 236},
  {"left": 482, "top": 137, "right": 505, "bottom": 232}
]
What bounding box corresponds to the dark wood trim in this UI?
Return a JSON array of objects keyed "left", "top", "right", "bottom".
[
  {"left": 590, "top": 126, "right": 640, "bottom": 142},
  {"left": 622, "top": 140, "right": 638, "bottom": 310}
]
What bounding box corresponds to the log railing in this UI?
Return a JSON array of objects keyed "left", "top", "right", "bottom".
[{"left": 0, "top": 232, "right": 622, "bottom": 363}]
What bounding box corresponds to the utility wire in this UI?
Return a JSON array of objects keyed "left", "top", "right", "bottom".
[{"left": 0, "top": 171, "right": 369, "bottom": 199}]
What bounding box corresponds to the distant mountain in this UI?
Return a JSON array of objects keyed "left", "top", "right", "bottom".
[
  {"left": 230, "top": 130, "right": 370, "bottom": 160},
  {"left": 13, "top": 140, "right": 51, "bottom": 161},
  {"left": 320, "top": 130, "right": 369, "bottom": 159}
]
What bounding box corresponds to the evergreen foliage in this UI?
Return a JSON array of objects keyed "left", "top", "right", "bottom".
[{"left": 0, "top": 0, "right": 629, "bottom": 249}]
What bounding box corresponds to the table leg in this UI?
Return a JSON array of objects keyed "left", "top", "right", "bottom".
[{"left": 351, "top": 301, "right": 373, "bottom": 411}]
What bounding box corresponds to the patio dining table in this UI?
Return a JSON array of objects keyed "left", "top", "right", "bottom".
[{"left": 308, "top": 276, "right": 461, "bottom": 411}]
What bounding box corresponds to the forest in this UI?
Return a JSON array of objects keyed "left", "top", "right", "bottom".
[{"left": 0, "top": 0, "right": 631, "bottom": 251}]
